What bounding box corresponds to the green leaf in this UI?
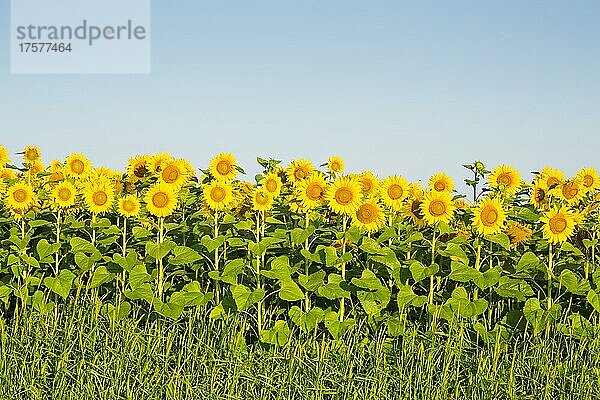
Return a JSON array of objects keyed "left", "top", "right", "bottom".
[
  {"left": 448, "top": 261, "right": 480, "bottom": 283},
  {"left": 43, "top": 270, "right": 76, "bottom": 299},
  {"left": 317, "top": 274, "right": 350, "bottom": 300},
  {"left": 113, "top": 250, "right": 138, "bottom": 272},
  {"left": 132, "top": 226, "right": 152, "bottom": 239},
  {"left": 231, "top": 284, "right": 265, "bottom": 311},
  {"left": 397, "top": 285, "right": 427, "bottom": 308},
  {"left": 298, "top": 270, "right": 326, "bottom": 292},
  {"left": 587, "top": 290, "right": 600, "bottom": 313},
  {"left": 259, "top": 320, "right": 291, "bottom": 346},
  {"left": 279, "top": 279, "right": 304, "bottom": 302},
  {"left": 169, "top": 246, "right": 201, "bottom": 265},
  {"left": 560, "top": 242, "right": 584, "bottom": 257},
  {"left": 90, "top": 266, "right": 114, "bottom": 289},
  {"left": 516, "top": 252, "right": 540, "bottom": 272},
  {"left": 201, "top": 235, "right": 226, "bottom": 252},
  {"left": 370, "top": 248, "right": 401, "bottom": 271},
  {"left": 495, "top": 277, "right": 534, "bottom": 301},
  {"left": 152, "top": 298, "right": 184, "bottom": 319},
  {"left": 124, "top": 283, "right": 154, "bottom": 303},
  {"left": 559, "top": 269, "right": 590, "bottom": 295},
  {"left": 288, "top": 306, "right": 325, "bottom": 333},
  {"left": 409, "top": 261, "right": 439, "bottom": 283},
  {"left": 128, "top": 264, "right": 153, "bottom": 290},
  {"left": 291, "top": 224, "right": 315, "bottom": 245},
  {"left": 217, "top": 259, "right": 246, "bottom": 285},
  {"left": 145, "top": 240, "right": 176, "bottom": 260},
  {"left": 32, "top": 290, "right": 55, "bottom": 314},
  {"left": 324, "top": 311, "right": 355, "bottom": 340},
  {"left": 351, "top": 269, "right": 383, "bottom": 291},
  {"left": 261, "top": 256, "right": 293, "bottom": 281},
  {"left": 360, "top": 237, "right": 385, "bottom": 255},
  {"left": 74, "top": 252, "right": 101, "bottom": 272},
  {"left": 248, "top": 237, "right": 283, "bottom": 256},
  {"left": 486, "top": 233, "right": 510, "bottom": 250},
  {"left": 439, "top": 243, "right": 469, "bottom": 264},
  {"left": 357, "top": 287, "right": 390, "bottom": 316},
  {"left": 70, "top": 237, "right": 97, "bottom": 254},
  {"left": 36, "top": 239, "right": 60, "bottom": 262},
  {"left": 473, "top": 267, "right": 501, "bottom": 290}
]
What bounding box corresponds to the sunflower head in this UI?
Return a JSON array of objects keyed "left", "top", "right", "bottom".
[
  {"left": 421, "top": 190, "right": 455, "bottom": 226},
  {"left": 489, "top": 165, "right": 522, "bottom": 196},
  {"left": 118, "top": 195, "right": 141, "bottom": 218},
  {"left": 358, "top": 171, "right": 380, "bottom": 197},
  {"left": 203, "top": 181, "right": 234, "bottom": 211},
  {"left": 429, "top": 173, "right": 454, "bottom": 193},
  {"left": 505, "top": 222, "right": 532, "bottom": 247},
  {"left": 0, "top": 168, "right": 17, "bottom": 181},
  {"left": 471, "top": 197, "right": 506, "bottom": 236},
  {"left": 380, "top": 175, "right": 409, "bottom": 211},
  {"left": 145, "top": 182, "right": 178, "bottom": 218},
  {"left": 148, "top": 153, "right": 174, "bottom": 173},
  {"left": 83, "top": 178, "right": 115, "bottom": 215},
  {"left": 326, "top": 176, "right": 362, "bottom": 215},
  {"left": 28, "top": 160, "right": 45, "bottom": 175},
  {"left": 52, "top": 181, "right": 77, "bottom": 208},
  {"left": 126, "top": 155, "right": 151, "bottom": 181},
  {"left": 577, "top": 168, "right": 599, "bottom": 193},
  {"left": 65, "top": 153, "right": 92, "bottom": 179},
  {"left": 560, "top": 178, "right": 584, "bottom": 205},
  {"left": 0, "top": 144, "right": 10, "bottom": 167},
  {"left": 286, "top": 159, "right": 314, "bottom": 184},
  {"left": 327, "top": 156, "right": 345, "bottom": 175},
  {"left": 6, "top": 182, "right": 35, "bottom": 211},
  {"left": 252, "top": 189, "right": 274, "bottom": 212},
  {"left": 352, "top": 200, "right": 385, "bottom": 232},
  {"left": 23, "top": 146, "right": 41, "bottom": 163},
  {"left": 405, "top": 197, "right": 426, "bottom": 227},
  {"left": 531, "top": 180, "right": 549, "bottom": 210},
  {"left": 539, "top": 167, "right": 564, "bottom": 192},
  {"left": 296, "top": 173, "right": 327, "bottom": 210},
  {"left": 210, "top": 153, "right": 237, "bottom": 182},
  {"left": 262, "top": 172, "right": 283, "bottom": 197},
  {"left": 540, "top": 206, "right": 576, "bottom": 244},
  {"left": 160, "top": 159, "right": 190, "bottom": 188}
]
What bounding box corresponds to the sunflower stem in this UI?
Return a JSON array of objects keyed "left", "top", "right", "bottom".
[
  {"left": 547, "top": 243, "right": 553, "bottom": 309},
  {"left": 428, "top": 227, "right": 436, "bottom": 305},
  {"left": 256, "top": 211, "right": 263, "bottom": 333},
  {"left": 304, "top": 215, "right": 311, "bottom": 313},
  {"left": 157, "top": 217, "right": 165, "bottom": 302},
  {"left": 473, "top": 242, "right": 481, "bottom": 301},
  {"left": 340, "top": 215, "right": 348, "bottom": 322},
  {"left": 214, "top": 211, "right": 221, "bottom": 304}
]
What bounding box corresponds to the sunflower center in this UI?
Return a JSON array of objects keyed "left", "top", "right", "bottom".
[
  {"left": 71, "top": 160, "right": 85, "bottom": 174},
  {"left": 361, "top": 179, "right": 373, "bottom": 193},
  {"left": 497, "top": 173, "right": 511, "bottom": 186},
  {"left": 265, "top": 179, "right": 278, "bottom": 193},
  {"left": 547, "top": 177, "right": 560, "bottom": 188},
  {"left": 26, "top": 149, "right": 38, "bottom": 160},
  {"left": 210, "top": 187, "right": 226, "bottom": 202},
  {"left": 562, "top": 182, "right": 579, "bottom": 199},
  {"left": 122, "top": 200, "right": 136, "bottom": 212},
  {"left": 429, "top": 200, "right": 446, "bottom": 217},
  {"left": 357, "top": 204, "right": 377, "bottom": 224},
  {"left": 13, "top": 189, "right": 27, "bottom": 203},
  {"left": 535, "top": 188, "right": 546, "bottom": 203},
  {"left": 411, "top": 200, "right": 424, "bottom": 219},
  {"left": 549, "top": 215, "right": 567, "bottom": 234},
  {"left": 335, "top": 187, "right": 353, "bottom": 205},
  {"left": 434, "top": 181, "right": 446, "bottom": 192},
  {"left": 58, "top": 188, "right": 72, "bottom": 201},
  {"left": 255, "top": 192, "right": 269, "bottom": 205},
  {"left": 216, "top": 161, "right": 231, "bottom": 175},
  {"left": 388, "top": 184, "right": 403, "bottom": 200},
  {"left": 152, "top": 192, "right": 169, "bottom": 208},
  {"left": 93, "top": 191, "right": 108, "bottom": 206},
  {"left": 306, "top": 183, "right": 324, "bottom": 201},
  {"left": 162, "top": 165, "right": 180, "bottom": 184},
  {"left": 331, "top": 162, "right": 341, "bottom": 171},
  {"left": 482, "top": 206, "right": 498, "bottom": 226},
  {"left": 294, "top": 168, "right": 307, "bottom": 180},
  {"left": 583, "top": 175, "right": 593, "bottom": 188},
  {"left": 134, "top": 164, "right": 147, "bottom": 178}
]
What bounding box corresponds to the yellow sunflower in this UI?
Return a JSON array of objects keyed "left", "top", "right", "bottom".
[
  {"left": 420, "top": 191, "right": 455, "bottom": 225},
  {"left": 326, "top": 176, "right": 362, "bottom": 215},
  {"left": 0, "top": 168, "right": 17, "bottom": 181},
  {"left": 145, "top": 182, "right": 178, "bottom": 218},
  {"left": 252, "top": 189, "right": 274, "bottom": 212},
  {"left": 358, "top": 171, "right": 380, "bottom": 197},
  {"left": 262, "top": 172, "right": 283, "bottom": 197},
  {"left": 23, "top": 146, "right": 41, "bottom": 163},
  {"left": 539, "top": 167, "right": 564, "bottom": 191},
  {"left": 83, "top": 178, "right": 115, "bottom": 214},
  {"left": 577, "top": 167, "right": 600, "bottom": 193},
  {"left": 352, "top": 200, "right": 385, "bottom": 232},
  {"left": 531, "top": 180, "right": 549, "bottom": 210},
  {"left": 408, "top": 182, "right": 424, "bottom": 199},
  {"left": 203, "top": 181, "right": 234, "bottom": 211},
  {"left": 429, "top": 172, "right": 454, "bottom": 193},
  {"left": 6, "top": 182, "right": 35, "bottom": 211},
  {"left": 559, "top": 178, "right": 585, "bottom": 205},
  {"left": 65, "top": 153, "right": 92, "bottom": 179},
  {"left": 52, "top": 181, "right": 77, "bottom": 208},
  {"left": 505, "top": 222, "right": 532, "bottom": 247},
  {"left": 28, "top": 160, "right": 45, "bottom": 175},
  {"left": 405, "top": 197, "right": 426, "bottom": 228},
  {"left": 540, "top": 206, "right": 576, "bottom": 244},
  {"left": 488, "top": 165, "right": 522, "bottom": 196},
  {"left": 127, "top": 155, "right": 150, "bottom": 181},
  {"left": 471, "top": 197, "right": 506, "bottom": 236},
  {"left": 380, "top": 175, "right": 409, "bottom": 211},
  {"left": 286, "top": 159, "right": 314, "bottom": 184},
  {"left": 210, "top": 153, "right": 237, "bottom": 182},
  {"left": 327, "top": 156, "right": 345, "bottom": 174},
  {"left": 118, "top": 195, "right": 141, "bottom": 218},
  {"left": 296, "top": 173, "right": 327, "bottom": 210},
  {"left": 160, "top": 159, "right": 190, "bottom": 187},
  {"left": 148, "top": 153, "right": 174, "bottom": 173},
  {"left": 0, "top": 144, "right": 9, "bottom": 167}
]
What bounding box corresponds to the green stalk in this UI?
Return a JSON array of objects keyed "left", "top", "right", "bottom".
[
  {"left": 428, "top": 227, "right": 436, "bottom": 304},
  {"left": 339, "top": 215, "right": 348, "bottom": 322},
  {"left": 256, "top": 211, "right": 263, "bottom": 332},
  {"left": 304, "top": 215, "right": 310, "bottom": 313},
  {"left": 547, "top": 243, "right": 553, "bottom": 309},
  {"left": 157, "top": 217, "right": 165, "bottom": 301},
  {"left": 214, "top": 211, "right": 221, "bottom": 304},
  {"left": 473, "top": 242, "right": 481, "bottom": 300}
]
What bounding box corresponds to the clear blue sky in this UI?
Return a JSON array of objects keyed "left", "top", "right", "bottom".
[{"left": 1, "top": 1, "right": 599, "bottom": 188}]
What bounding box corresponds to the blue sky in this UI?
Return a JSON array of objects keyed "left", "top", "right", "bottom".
[{"left": 1, "top": 1, "right": 599, "bottom": 188}]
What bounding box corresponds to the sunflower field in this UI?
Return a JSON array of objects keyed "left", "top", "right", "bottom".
[{"left": 1, "top": 143, "right": 600, "bottom": 346}]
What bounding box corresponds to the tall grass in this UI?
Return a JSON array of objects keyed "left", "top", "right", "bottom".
[{"left": 1, "top": 300, "right": 598, "bottom": 399}]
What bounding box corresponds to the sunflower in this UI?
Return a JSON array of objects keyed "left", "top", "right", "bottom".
[
  {"left": 471, "top": 197, "right": 506, "bottom": 236},
  {"left": 505, "top": 222, "right": 532, "bottom": 246},
  {"left": 160, "top": 159, "right": 190, "bottom": 187},
  {"left": 65, "top": 153, "right": 92, "bottom": 179},
  {"left": 296, "top": 173, "right": 327, "bottom": 210},
  {"left": 559, "top": 178, "right": 585, "bottom": 205},
  {"left": 405, "top": 197, "right": 426, "bottom": 228},
  {"left": 148, "top": 153, "right": 173, "bottom": 173},
  {"left": 127, "top": 155, "right": 150, "bottom": 181},
  {"left": 118, "top": 195, "right": 141, "bottom": 218},
  {"left": 203, "top": 181, "right": 234, "bottom": 211},
  {"left": 52, "top": 181, "right": 77, "bottom": 208},
  {"left": 0, "top": 168, "right": 17, "bottom": 181},
  {"left": 286, "top": 159, "right": 314, "bottom": 184},
  {"left": 488, "top": 165, "right": 522, "bottom": 196},
  {"left": 28, "top": 160, "right": 45, "bottom": 175},
  {"left": 6, "top": 182, "right": 35, "bottom": 211},
  {"left": 252, "top": 189, "right": 274, "bottom": 212},
  {"left": 145, "top": 182, "right": 178, "bottom": 217},
  {"left": 262, "top": 172, "right": 283, "bottom": 197},
  {"left": 429, "top": 173, "right": 454, "bottom": 193},
  {"left": 210, "top": 153, "right": 237, "bottom": 182},
  {"left": 577, "top": 168, "right": 600, "bottom": 193},
  {"left": 358, "top": 171, "right": 380, "bottom": 197},
  {"left": 327, "top": 156, "right": 345, "bottom": 174},
  {"left": 421, "top": 191, "right": 455, "bottom": 226},
  {"left": 83, "top": 178, "right": 115, "bottom": 214},
  {"left": 23, "top": 146, "right": 41, "bottom": 163},
  {"left": 540, "top": 206, "right": 576, "bottom": 244},
  {"left": 531, "top": 180, "right": 549, "bottom": 210},
  {"left": 539, "top": 167, "right": 564, "bottom": 191},
  {"left": 0, "top": 144, "right": 9, "bottom": 167},
  {"left": 326, "top": 176, "right": 362, "bottom": 215},
  {"left": 48, "top": 160, "right": 65, "bottom": 181},
  {"left": 352, "top": 200, "right": 385, "bottom": 232},
  {"left": 380, "top": 175, "right": 409, "bottom": 211},
  {"left": 408, "top": 183, "right": 424, "bottom": 198}
]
